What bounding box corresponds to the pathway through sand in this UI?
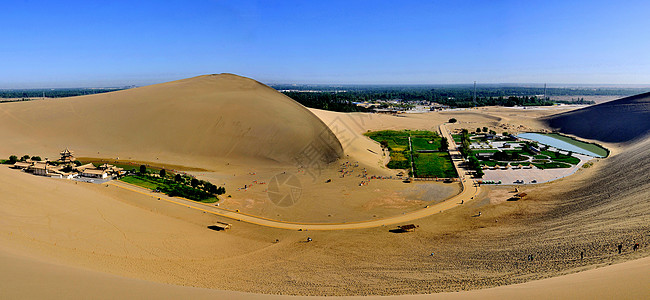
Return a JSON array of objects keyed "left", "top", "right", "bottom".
[{"left": 108, "top": 123, "right": 480, "bottom": 230}]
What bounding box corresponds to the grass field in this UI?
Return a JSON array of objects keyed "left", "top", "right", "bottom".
[
  {"left": 366, "top": 130, "right": 456, "bottom": 178},
  {"left": 544, "top": 133, "right": 609, "bottom": 157},
  {"left": 121, "top": 175, "right": 163, "bottom": 190},
  {"left": 386, "top": 151, "right": 411, "bottom": 169},
  {"left": 473, "top": 149, "right": 498, "bottom": 153},
  {"left": 364, "top": 130, "right": 410, "bottom": 151},
  {"left": 533, "top": 162, "right": 572, "bottom": 169},
  {"left": 542, "top": 150, "right": 581, "bottom": 165},
  {"left": 411, "top": 137, "right": 441, "bottom": 151},
  {"left": 413, "top": 152, "right": 457, "bottom": 178}
]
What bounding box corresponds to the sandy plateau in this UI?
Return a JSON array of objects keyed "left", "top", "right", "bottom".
[{"left": 0, "top": 74, "right": 648, "bottom": 298}]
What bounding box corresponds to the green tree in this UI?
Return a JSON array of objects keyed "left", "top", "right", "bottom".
[
  {"left": 482, "top": 127, "right": 488, "bottom": 132},
  {"left": 159, "top": 169, "right": 166, "bottom": 178},
  {"left": 8, "top": 155, "right": 18, "bottom": 164},
  {"left": 31, "top": 156, "right": 42, "bottom": 161},
  {"left": 476, "top": 128, "right": 481, "bottom": 133},
  {"left": 190, "top": 178, "right": 199, "bottom": 188},
  {"left": 139, "top": 165, "right": 147, "bottom": 174},
  {"left": 174, "top": 174, "right": 182, "bottom": 182},
  {"left": 448, "top": 118, "right": 457, "bottom": 123},
  {"left": 21, "top": 155, "right": 30, "bottom": 161},
  {"left": 207, "top": 183, "right": 217, "bottom": 194},
  {"left": 440, "top": 137, "right": 449, "bottom": 151}
]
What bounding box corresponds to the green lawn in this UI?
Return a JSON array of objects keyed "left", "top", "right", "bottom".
[
  {"left": 543, "top": 133, "right": 609, "bottom": 157},
  {"left": 533, "top": 154, "right": 549, "bottom": 159},
  {"left": 364, "top": 130, "right": 410, "bottom": 151},
  {"left": 472, "top": 149, "right": 498, "bottom": 153},
  {"left": 120, "top": 175, "right": 164, "bottom": 190},
  {"left": 411, "top": 137, "right": 442, "bottom": 151},
  {"left": 413, "top": 152, "right": 457, "bottom": 178},
  {"left": 552, "top": 156, "right": 580, "bottom": 165},
  {"left": 366, "top": 129, "right": 456, "bottom": 178},
  {"left": 541, "top": 150, "right": 581, "bottom": 165},
  {"left": 386, "top": 151, "right": 411, "bottom": 169},
  {"left": 533, "top": 162, "right": 572, "bottom": 169}
]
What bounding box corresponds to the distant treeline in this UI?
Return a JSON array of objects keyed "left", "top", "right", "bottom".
[
  {"left": 281, "top": 91, "right": 374, "bottom": 112},
  {"left": 0, "top": 88, "right": 126, "bottom": 99},
  {"left": 275, "top": 85, "right": 650, "bottom": 110}
]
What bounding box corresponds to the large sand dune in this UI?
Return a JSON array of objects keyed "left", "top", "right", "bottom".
[
  {"left": 0, "top": 75, "right": 648, "bottom": 298},
  {"left": 0, "top": 73, "right": 343, "bottom": 167},
  {"left": 543, "top": 92, "right": 650, "bottom": 143}
]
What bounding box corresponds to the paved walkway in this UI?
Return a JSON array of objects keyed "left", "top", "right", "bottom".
[{"left": 108, "top": 123, "right": 479, "bottom": 231}]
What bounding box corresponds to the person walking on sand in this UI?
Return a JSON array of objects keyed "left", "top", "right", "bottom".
[
  {"left": 633, "top": 243, "right": 639, "bottom": 251},
  {"left": 580, "top": 251, "right": 584, "bottom": 260},
  {"left": 617, "top": 244, "right": 623, "bottom": 254}
]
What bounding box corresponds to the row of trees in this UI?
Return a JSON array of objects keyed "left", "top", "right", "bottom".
[
  {"left": 281, "top": 91, "right": 373, "bottom": 112},
  {"left": 276, "top": 86, "right": 612, "bottom": 111},
  {"left": 137, "top": 165, "right": 226, "bottom": 196},
  {"left": 0, "top": 88, "right": 125, "bottom": 99},
  {"left": 4, "top": 154, "right": 42, "bottom": 164},
  {"left": 457, "top": 129, "right": 484, "bottom": 178}
]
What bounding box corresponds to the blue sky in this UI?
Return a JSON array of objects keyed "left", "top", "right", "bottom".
[{"left": 2, "top": 0, "right": 650, "bottom": 87}]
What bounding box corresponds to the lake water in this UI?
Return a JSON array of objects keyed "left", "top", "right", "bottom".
[{"left": 516, "top": 133, "right": 604, "bottom": 157}]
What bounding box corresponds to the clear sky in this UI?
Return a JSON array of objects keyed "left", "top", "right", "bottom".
[{"left": 2, "top": 0, "right": 650, "bottom": 88}]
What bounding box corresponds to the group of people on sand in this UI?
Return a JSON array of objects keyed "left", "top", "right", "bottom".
[{"left": 618, "top": 243, "right": 640, "bottom": 254}]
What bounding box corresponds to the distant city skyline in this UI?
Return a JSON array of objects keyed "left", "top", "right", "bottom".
[{"left": 2, "top": 0, "right": 650, "bottom": 88}]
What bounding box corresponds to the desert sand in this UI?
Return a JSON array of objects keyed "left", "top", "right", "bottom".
[{"left": 0, "top": 74, "right": 648, "bottom": 298}]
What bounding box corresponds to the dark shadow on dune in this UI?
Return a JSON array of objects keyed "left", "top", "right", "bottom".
[{"left": 542, "top": 92, "right": 650, "bottom": 143}]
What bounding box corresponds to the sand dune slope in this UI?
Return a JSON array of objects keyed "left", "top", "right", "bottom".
[
  {"left": 0, "top": 74, "right": 342, "bottom": 167},
  {"left": 543, "top": 92, "right": 650, "bottom": 143}
]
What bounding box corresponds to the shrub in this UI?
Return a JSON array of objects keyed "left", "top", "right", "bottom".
[{"left": 448, "top": 118, "right": 457, "bottom": 123}]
